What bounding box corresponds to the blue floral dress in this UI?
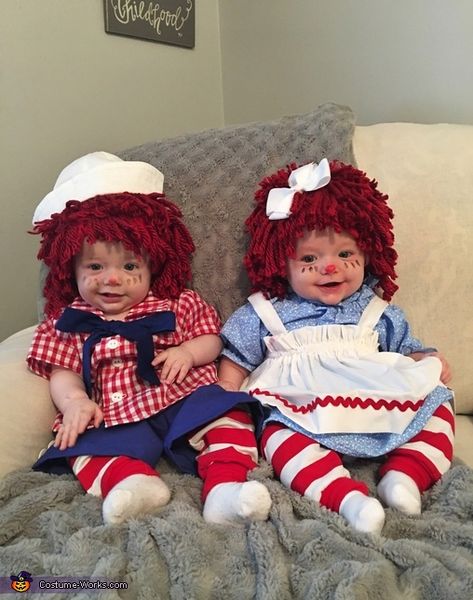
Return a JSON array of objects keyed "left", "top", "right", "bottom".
[{"left": 221, "top": 286, "right": 453, "bottom": 457}]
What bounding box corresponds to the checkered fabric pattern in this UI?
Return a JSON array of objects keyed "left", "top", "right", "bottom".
[{"left": 27, "top": 290, "right": 220, "bottom": 429}]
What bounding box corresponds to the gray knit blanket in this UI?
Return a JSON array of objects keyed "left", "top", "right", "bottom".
[
  {"left": 1, "top": 459, "right": 472, "bottom": 599},
  {"left": 21, "top": 104, "right": 473, "bottom": 597}
]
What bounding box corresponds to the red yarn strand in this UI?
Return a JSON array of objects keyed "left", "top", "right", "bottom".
[
  {"left": 244, "top": 161, "right": 398, "bottom": 301},
  {"left": 31, "top": 193, "right": 195, "bottom": 318}
]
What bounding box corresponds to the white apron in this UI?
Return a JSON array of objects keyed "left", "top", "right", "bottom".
[{"left": 242, "top": 292, "right": 443, "bottom": 440}]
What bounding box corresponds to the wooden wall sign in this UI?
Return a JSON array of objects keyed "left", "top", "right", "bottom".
[{"left": 104, "top": 0, "right": 195, "bottom": 48}]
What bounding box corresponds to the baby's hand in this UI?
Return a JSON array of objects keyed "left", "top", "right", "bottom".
[
  {"left": 152, "top": 346, "right": 194, "bottom": 384},
  {"left": 55, "top": 396, "right": 103, "bottom": 450},
  {"left": 409, "top": 351, "right": 452, "bottom": 385}
]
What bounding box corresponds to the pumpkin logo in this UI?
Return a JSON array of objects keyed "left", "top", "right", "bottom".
[{"left": 10, "top": 571, "right": 33, "bottom": 593}]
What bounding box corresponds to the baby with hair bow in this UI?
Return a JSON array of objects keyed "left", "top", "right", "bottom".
[
  {"left": 218, "top": 159, "right": 454, "bottom": 534},
  {"left": 27, "top": 152, "right": 271, "bottom": 525}
]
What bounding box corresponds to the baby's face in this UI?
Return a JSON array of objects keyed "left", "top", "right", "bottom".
[
  {"left": 74, "top": 240, "right": 151, "bottom": 319},
  {"left": 286, "top": 228, "right": 365, "bottom": 304}
]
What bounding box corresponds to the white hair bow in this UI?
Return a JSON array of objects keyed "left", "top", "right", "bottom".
[{"left": 265, "top": 158, "right": 331, "bottom": 220}]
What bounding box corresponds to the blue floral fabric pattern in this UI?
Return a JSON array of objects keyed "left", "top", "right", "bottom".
[{"left": 221, "top": 285, "right": 453, "bottom": 457}]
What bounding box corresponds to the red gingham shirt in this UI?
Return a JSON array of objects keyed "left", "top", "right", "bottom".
[{"left": 27, "top": 290, "right": 220, "bottom": 430}]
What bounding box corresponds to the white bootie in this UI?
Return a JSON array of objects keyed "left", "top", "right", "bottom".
[
  {"left": 339, "top": 491, "right": 385, "bottom": 534},
  {"left": 203, "top": 481, "right": 272, "bottom": 525},
  {"left": 102, "top": 474, "right": 171, "bottom": 525},
  {"left": 377, "top": 470, "right": 422, "bottom": 515}
]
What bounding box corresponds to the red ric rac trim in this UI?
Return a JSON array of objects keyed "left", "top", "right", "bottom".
[{"left": 249, "top": 389, "right": 424, "bottom": 414}]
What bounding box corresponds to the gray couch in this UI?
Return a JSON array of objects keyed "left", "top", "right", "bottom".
[{"left": 0, "top": 104, "right": 472, "bottom": 599}]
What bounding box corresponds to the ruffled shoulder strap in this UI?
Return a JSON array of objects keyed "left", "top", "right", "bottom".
[
  {"left": 357, "top": 295, "right": 389, "bottom": 330},
  {"left": 248, "top": 292, "right": 287, "bottom": 336}
]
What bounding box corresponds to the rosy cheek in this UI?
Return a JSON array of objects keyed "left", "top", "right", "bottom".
[
  {"left": 344, "top": 260, "right": 361, "bottom": 269},
  {"left": 81, "top": 275, "right": 100, "bottom": 289},
  {"left": 128, "top": 274, "right": 144, "bottom": 286}
]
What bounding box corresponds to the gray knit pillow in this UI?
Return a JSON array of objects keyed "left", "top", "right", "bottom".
[{"left": 38, "top": 103, "right": 356, "bottom": 323}]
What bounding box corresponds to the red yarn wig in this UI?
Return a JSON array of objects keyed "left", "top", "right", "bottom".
[
  {"left": 244, "top": 161, "right": 398, "bottom": 301},
  {"left": 32, "top": 193, "right": 195, "bottom": 318}
]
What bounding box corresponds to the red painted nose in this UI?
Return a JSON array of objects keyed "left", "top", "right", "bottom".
[
  {"left": 106, "top": 275, "right": 120, "bottom": 285},
  {"left": 324, "top": 264, "right": 337, "bottom": 274}
]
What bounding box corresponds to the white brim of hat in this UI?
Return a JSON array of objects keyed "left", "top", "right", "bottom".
[{"left": 33, "top": 160, "right": 164, "bottom": 224}]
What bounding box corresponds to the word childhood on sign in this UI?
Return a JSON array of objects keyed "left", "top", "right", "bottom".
[{"left": 104, "top": 0, "right": 195, "bottom": 48}]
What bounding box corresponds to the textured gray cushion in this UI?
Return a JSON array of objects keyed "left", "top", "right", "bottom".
[
  {"left": 38, "top": 103, "right": 355, "bottom": 323},
  {"left": 119, "top": 103, "right": 355, "bottom": 322},
  {"left": 29, "top": 103, "right": 355, "bottom": 479}
]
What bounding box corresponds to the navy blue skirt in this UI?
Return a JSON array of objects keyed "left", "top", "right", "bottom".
[{"left": 33, "top": 384, "right": 263, "bottom": 476}]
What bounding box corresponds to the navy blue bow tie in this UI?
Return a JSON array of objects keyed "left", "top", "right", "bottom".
[{"left": 55, "top": 307, "right": 176, "bottom": 396}]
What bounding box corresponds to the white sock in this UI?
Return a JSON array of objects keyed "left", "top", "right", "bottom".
[
  {"left": 377, "top": 470, "right": 421, "bottom": 515},
  {"left": 339, "top": 491, "right": 385, "bottom": 534},
  {"left": 102, "top": 474, "right": 171, "bottom": 525},
  {"left": 203, "top": 481, "right": 272, "bottom": 525}
]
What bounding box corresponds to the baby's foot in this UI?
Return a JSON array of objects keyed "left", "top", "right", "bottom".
[
  {"left": 339, "top": 491, "right": 385, "bottom": 534},
  {"left": 102, "top": 474, "right": 171, "bottom": 525},
  {"left": 203, "top": 481, "right": 272, "bottom": 525},
  {"left": 377, "top": 470, "right": 421, "bottom": 515}
]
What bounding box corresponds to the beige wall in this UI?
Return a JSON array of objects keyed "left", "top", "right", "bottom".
[
  {"left": 3, "top": 0, "right": 473, "bottom": 341},
  {"left": 219, "top": 0, "right": 473, "bottom": 126},
  {"left": 0, "top": 0, "right": 223, "bottom": 341}
]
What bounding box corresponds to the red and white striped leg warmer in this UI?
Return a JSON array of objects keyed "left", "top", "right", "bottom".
[
  {"left": 68, "top": 455, "right": 159, "bottom": 498},
  {"left": 379, "top": 401, "right": 455, "bottom": 491},
  {"left": 260, "top": 423, "right": 368, "bottom": 512},
  {"left": 189, "top": 409, "right": 259, "bottom": 501}
]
